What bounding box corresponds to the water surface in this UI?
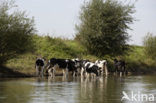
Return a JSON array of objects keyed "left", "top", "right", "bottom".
[{"left": 0, "top": 75, "right": 156, "bottom": 103}]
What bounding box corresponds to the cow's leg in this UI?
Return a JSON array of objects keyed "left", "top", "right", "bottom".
[
  {"left": 41, "top": 66, "right": 44, "bottom": 77},
  {"left": 84, "top": 72, "right": 87, "bottom": 78},
  {"left": 36, "top": 66, "right": 39, "bottom": 76},
  {"left": 53, "top": 67, "right": 55, "bottom": 78},
  {"left": 99, "top": 68, "right": 103, "bottom": 76},
  {"left": 49, "top": 67, "right": 55, "bottom": 78},
  {"left": 86, "top": 72, "right": 89, "bottom": 78},
  {"left": 50, "top": 70, "right": 53, "bottom": 78},
  {"left": 75, "top": 69, "right": 79, "bottom": 77},
  {"left": 91, "top": 73, "right": 96, "bottom": 78},
  {"left": 122, "top": 66, "right": 126, "bottom": 76},
  {"left": 65, "top": 68, "right": 68, "bottom": 78},
  {"left": 105, "top": 65, "right": 108, "bottom": 76},
  {"left": 81, "top": 68, "right": 84, "bottom": 77},
  {"left": 62, "top": 69, "right": 65, "bottom": 77},
  {"left": 120, "top": 67, "right": 122, "bottom": 77},
  {"left": 97, "top": 69, "right": 101, "bottom": 76},
  {"left": 91, "top": 73, "right": 93, "bottom": 78},
  {"left": 76, "top": 68, "right": 79, "bottom": 77},
  {"left": 48, "top": 68, "right": 52, "bottom": 78},
  {"left": 120, "top": 72, "right": 122, "bottom": 77},
  {"left": 101, "top": 69, "right": 104, "bottom": 76},
  {"left": 115, "top": 68, "right": 118, "bottom": 75},
  {"left": 88, "top": 73, "right": 90, "bottom": 78},
  {"left": 114, "top": 66, "right": 118, "bottom": 75},
  {"left": 45, "top": 65, "right": 50, "bottom": 76},
  {"left": 124, "top": 66, "right": 127, "bottom": 75},
  {"left": 73, "top": 71, "right": 76, "bottom": 77},
  {"left": 117, "top": 67, "right": 119, "bottom": 75},
  {"left": 117, "top": 66, "right": 120, "bottom": 75},
  {"left": 77, "top": 68, "right": 81, "bottom": 77},
  {"left": 114, "top": 67, "right": 117, "bottom": 75},
  {"left": 48, "top": 67, "right": 55, "bottom": 78}
]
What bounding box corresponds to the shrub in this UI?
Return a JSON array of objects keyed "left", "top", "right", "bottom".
[
  {"left": 143, "top": 33, "right": 156, "bottom": 60},
  {"left": 75, "top": 0, "right": 135, "bottom": 56},
  {"left": 0, "top": 0, "right": 35, "bottom": 64}
]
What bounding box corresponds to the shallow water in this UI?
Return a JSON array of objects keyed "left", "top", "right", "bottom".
[{"left": 0, "top": 75, "right": 156, "bottom": 103}]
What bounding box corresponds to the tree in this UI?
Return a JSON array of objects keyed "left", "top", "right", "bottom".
[
  {"left": 143, "top": 33, "right": 156, "bottom": 60},
  {"left": 0, "top": 0, "right": 35, "bottom": 64},
  {"left": 75, "top": 0, "right": 135, "bottom": 56}
]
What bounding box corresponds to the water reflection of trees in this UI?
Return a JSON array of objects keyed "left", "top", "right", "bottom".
[{"left": 0, "top": 79, "right": 34, "bottom": 103}]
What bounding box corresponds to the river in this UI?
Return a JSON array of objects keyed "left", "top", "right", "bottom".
[{"left": 0, "top": 75, "right": 156, "bottom": 103}]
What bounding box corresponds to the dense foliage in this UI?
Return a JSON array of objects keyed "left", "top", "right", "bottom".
[
  {"left": 76, "top": 0, "right": 135, "bottom": 56},
  {"left": 0, "top": 0, "right": 35, "bottom": 64}
]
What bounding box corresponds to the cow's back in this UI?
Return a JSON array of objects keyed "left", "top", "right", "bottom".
[
  {"left": 49, "top": 58, "right": 68, "bottom": 68},
  {"left": 36, "top": 59, "right": 44, "bottom": 66}
]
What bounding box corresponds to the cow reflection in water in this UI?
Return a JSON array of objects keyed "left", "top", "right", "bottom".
[
  {"left": 47, "top": 75, "right": 69, "bottom": 83},
  {"left": 80, "top": 77, "right": 108, "bottom": 103}
]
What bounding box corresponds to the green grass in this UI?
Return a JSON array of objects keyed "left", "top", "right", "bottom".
[
  {"left": 5, "top": 53, "right": 36, "bottom": 75},
  {"left": 4, "top": 35, "right": 156, "bottom": 75},
  {"left": 32, "top": 35, "right": 86, "bottom": 59},
  {"left": 123, "top": 45, "right": 156, "bottom": 73}
]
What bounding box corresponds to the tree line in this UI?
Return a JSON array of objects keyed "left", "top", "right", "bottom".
[{"left": 0, "top": 0, "right": 155, "bottom": 65}]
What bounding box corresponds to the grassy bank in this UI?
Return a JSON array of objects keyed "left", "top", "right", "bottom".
[
  {"left": 123, "top": 46, "right": 156, "bottom": 74},
  {"left": 1, "top": 35, "right": 156, "bottom": 76}
]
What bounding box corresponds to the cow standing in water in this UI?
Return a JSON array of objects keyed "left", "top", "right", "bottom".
[
  {"left": 35, "top": 58, "right": 45, "bottom": 77},
  {"left": 84, "top": 61, "right": 100, "bottom": 78},
  {"left": 95, "top": 60, "right": 108, "bottom": 76},
  {"left": 46, "top": 58, "right": 78, "bottom": 78},
  {"left": 114, "top": 59, "right": 126, "bottom": 76}
]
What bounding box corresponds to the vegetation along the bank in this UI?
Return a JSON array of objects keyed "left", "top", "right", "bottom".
[{"left": 0, "top": 0, "right": 156, "bottom": 77}]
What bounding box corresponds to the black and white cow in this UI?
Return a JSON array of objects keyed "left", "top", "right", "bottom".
[
  {"left": 114, "top": 59, "right": 126, "bottom": 76},
  {"left": 71, "top": 59, "right": 89, "bottom": 76},
  {"left": 67, "top": 59, "right": 78, "bottom": 76},
  {"left": 46, "top": 58, "right": 77, "bottom": 77},
  {"left": 71, "top": 58, "right": 81, "bottom": 76},
  {"left": 83, "top": 61, "right": 100, "bottom": 78},
  {"left": 35, "top": 58, "right": 45, "bottom": 77},
  {"left": 76, "top": 59, "right": 90, "bottom": 77},
  {"left": 95, "top": 60, "right": 108, "bottom": 76}
]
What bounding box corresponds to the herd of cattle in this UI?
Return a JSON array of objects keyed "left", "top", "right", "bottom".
[{"left": 35, "top": 57, "right": 126, "bottom": 78}]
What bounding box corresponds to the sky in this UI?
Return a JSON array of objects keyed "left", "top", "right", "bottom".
[{"left": 15, "top": 0, "right": 156, "bottom": 45}]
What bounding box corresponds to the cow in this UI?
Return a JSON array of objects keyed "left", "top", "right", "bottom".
[
  {"left": 71, "top": 58, "right": 81, "bottom": 76},
  {"left": 77, "top": 59, "right": 90, "bottom": 77},
  {"left": 114, "top": 59, "right": 126, "bottom": 76},
  {"left": 67, "top": 59, "right": 78, "bottom": 77},
  {"left": 35, "top": 58, "right": 45, "bottom": 77},
  {"left": 46, "top": 58, "right": 77, "bottom": 78},
  {"left": 95, "top": 60, "right": 108, "bottom": 76},
  {"left": 83, "top": 61, "right": 100, "bottom": 78}
]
